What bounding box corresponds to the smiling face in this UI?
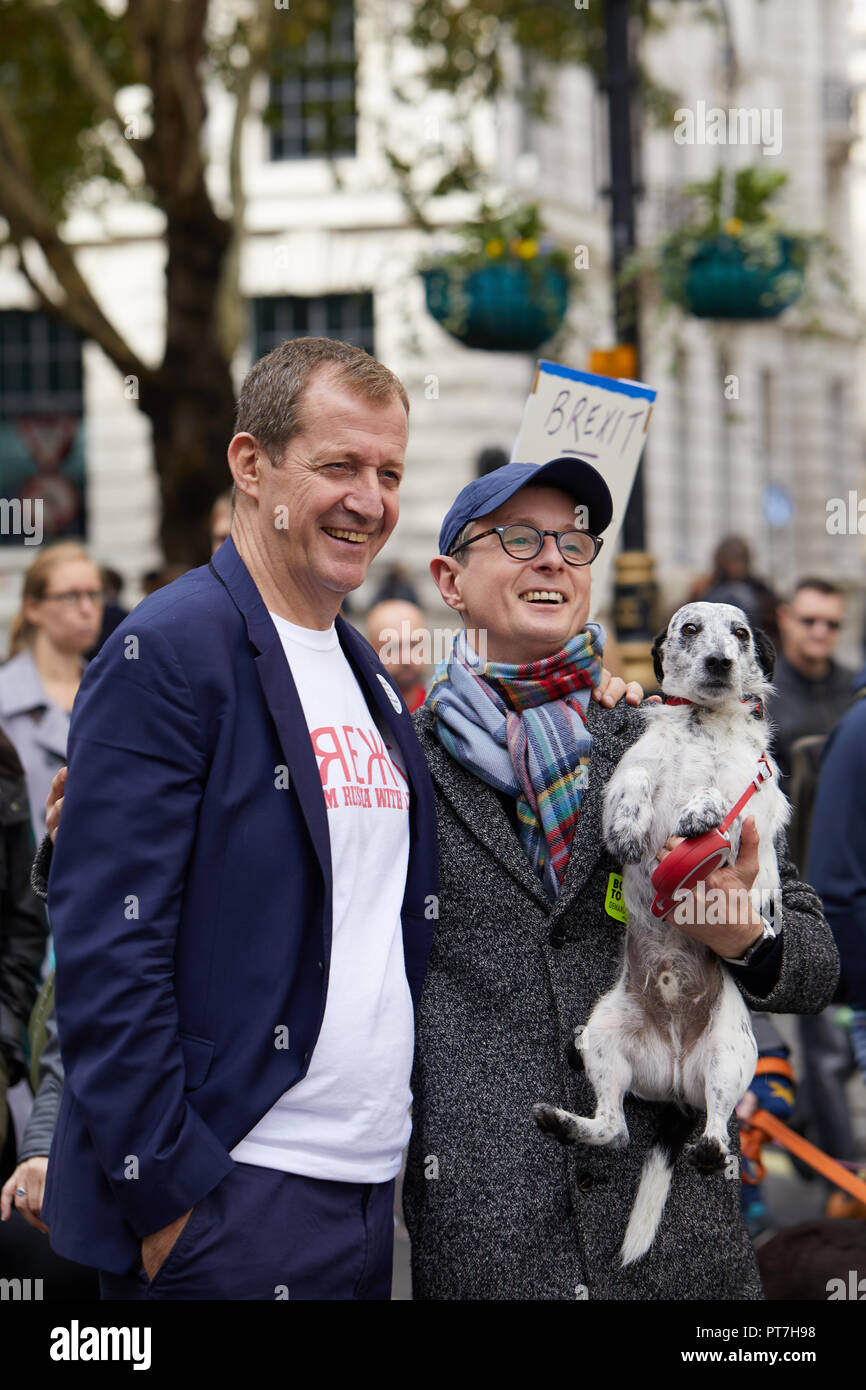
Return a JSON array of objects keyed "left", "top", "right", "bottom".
[
  {"left": 431, "top": 485, "right": 593, "bottom": 665},
  {"left": 229, "top": 367, "right": 408, "bottom": 627}
]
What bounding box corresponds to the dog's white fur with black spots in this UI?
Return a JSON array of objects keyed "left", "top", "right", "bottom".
[{"left": 533, "top": 602, "right": 790, "bottom": 1266}]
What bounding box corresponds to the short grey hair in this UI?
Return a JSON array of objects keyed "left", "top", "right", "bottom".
[
  {"left": 448, "top": 520, "right": 477, "bottom": 563},
  {"left": 234, "top": 336, "right": 409, "bottom": 460}
]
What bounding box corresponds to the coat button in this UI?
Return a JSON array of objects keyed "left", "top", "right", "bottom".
[
  {"left": 9, "top": 802, "right": 19, "bottom": 813},
  {"left": 577, "top": 1173, "right": 593, "bottom": 1193},
  {"left": 549, "top": 929, "right": 565, "bottom": 948}
]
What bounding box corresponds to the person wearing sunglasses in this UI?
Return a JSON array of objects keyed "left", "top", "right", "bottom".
[
  {"left": 767, "top": 577, "right": 861, "bottom": 1186},
  {"left": 401, "top": 458, "right": 839, "bottom": 1301},
  {"left": 767, "top": 577, "right": 856, "bottom": 792}
]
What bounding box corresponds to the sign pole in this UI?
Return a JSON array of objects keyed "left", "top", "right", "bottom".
[{"left": 604, "top": 0, "right": 657, "bottom": 689}]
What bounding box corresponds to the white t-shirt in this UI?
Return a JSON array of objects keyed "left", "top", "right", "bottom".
[{"left": 230, "top": 614, "right": 413, "bottom": 1182}]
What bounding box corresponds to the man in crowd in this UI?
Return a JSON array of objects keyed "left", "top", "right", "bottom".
[
  {"left": 366, "top": 598, "right": 430, "bottom": 713},
  {"left": 403, "top": 461, "right": 840, "bottom": 1299},
  {"left": 765, "top": 577, "right": 859, "bottom": 1171},
  {"left": 808, "top": 647, "right": 866, "bottom": 1097},
  {"left": 42, "top": 338, "right": 440, "bottom": 1300},
  {"left": 767, "top": 577, "right": 854, "bottom": 787}
]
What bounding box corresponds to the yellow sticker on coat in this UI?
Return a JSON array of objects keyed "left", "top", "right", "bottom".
[{"left": 605, "top": 871, "right": 628, "bottom": 923}]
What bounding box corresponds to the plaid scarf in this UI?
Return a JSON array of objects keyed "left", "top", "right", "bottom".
[{"left": 426, "top": 625, "right": 605, "bottom": 897}]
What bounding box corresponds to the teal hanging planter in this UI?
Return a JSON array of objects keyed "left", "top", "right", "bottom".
[
  {"left": 421, "top": 262, "right": 569, "bottom": 351},
  {"left": 664, "top": 234, "right": 807, "bottom": 320}
]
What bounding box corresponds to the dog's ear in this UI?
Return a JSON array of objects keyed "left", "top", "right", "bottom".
[
  {"left": 651, "top": 626, "right": 668, "bottom": 686},
  {"left": 751, "top": 627, "right": 776, "bottom": 682}
]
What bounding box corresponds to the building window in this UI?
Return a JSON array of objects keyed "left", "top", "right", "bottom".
[
  {"left": 267, "top": 0, "right": 356, "bottom": 160},
  {"left": 0, "top": 310, "right": 86, "bottom": 545},
  {"left": 252, "top": 294, "right": 374, "bottom": 359}
]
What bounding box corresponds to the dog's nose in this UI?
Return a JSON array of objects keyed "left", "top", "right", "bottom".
[{"left": 704, "top": 654, "right": 733, "bottom": 674}]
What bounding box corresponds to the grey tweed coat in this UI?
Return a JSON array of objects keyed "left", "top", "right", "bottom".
[{"left": 403, "top": 699, "right": 840, "bottom": 1301}]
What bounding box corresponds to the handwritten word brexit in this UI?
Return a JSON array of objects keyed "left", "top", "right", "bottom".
[
  {"left": 311, "top": 725, "right": 409, "bottom": 812},
  {"left": 543, "top": 390, "right": 647, "bottom": 459}
]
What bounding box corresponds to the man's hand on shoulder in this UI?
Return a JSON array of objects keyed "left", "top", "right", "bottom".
[
  {"left": 141, "top": 1207, "right": 194, "bottom": 1282},
  {"left": 593, "top": 669, "right": 661, "bottom": 708}
]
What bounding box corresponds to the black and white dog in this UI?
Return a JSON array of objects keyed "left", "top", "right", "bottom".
[{"left": 533, "top": 602, "right": 790, "bottom": 1265}]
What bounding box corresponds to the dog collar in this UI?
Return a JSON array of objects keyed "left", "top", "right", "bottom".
[{"left": 663, "top": 695, "right": 764, "bottom": 720}]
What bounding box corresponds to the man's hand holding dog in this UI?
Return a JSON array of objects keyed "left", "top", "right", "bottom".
[{"left": 656, "top": 814, "right": 765, "bottom": 959}]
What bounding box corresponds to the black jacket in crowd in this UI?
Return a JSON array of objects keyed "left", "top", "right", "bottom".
[{"left": 0, "top": 732, "right": 48, "bottom": 1091}]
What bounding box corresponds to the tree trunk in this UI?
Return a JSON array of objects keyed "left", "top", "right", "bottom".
[
  {"left": 140, "top": 190, "right": 237, "bottom": 564},
  {"left": 142, "top": 364, "right": 237, "bottom": 564}
]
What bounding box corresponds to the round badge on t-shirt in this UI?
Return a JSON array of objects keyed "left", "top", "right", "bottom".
[{"left": 377, "top": 673, "right": 404, "bottom": 714}]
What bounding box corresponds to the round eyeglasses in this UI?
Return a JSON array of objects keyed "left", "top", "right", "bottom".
[{"left": 450, "top": 524, "right": 603, "bottom": 567}]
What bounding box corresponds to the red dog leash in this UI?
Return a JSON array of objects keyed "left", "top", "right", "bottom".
[{"left": 650, "top": 754, "right": 774, "bottom": 919}]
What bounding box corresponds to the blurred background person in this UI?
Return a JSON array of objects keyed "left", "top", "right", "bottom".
[
  {"left": 141, "top": 562, "right": 192, "bottom": 597},
  {"left": 369, "top": 561, "right": 421, "bottom": 609},
  {"left": 0, "top": 728, "right": 48, "bottom": 1175},
  {"left": 804, "top": 644, "right": 866, "bottom": 1204},
  {"left": 0, "top": 769, "right": 99, "bottom": 1297},
  {"left": 767, "top": 578, "right": 856, "bottom": 793},
  {"left": 210, "top": 490, "right": 233, "bottom": 553},
  {"left": 86, "top": 567, "right": 128, "bottom": 661},
  {"left": 766, "top": 579, "right": 862, "bottom": 1190},
  {"left": 692, "top": 536, "right": 780, "bottom": 648},
  {"left": 366, "top": 599, "right": 429, "bottom": 713},
  {"left": 0, "top": 543, "right": 103, "bottom": 846}
]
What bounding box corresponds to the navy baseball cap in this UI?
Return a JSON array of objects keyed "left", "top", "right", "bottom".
[{"left": 438, "top": 457, "right": 614, "bottom": 557}]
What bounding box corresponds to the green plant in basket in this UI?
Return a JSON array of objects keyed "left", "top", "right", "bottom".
[
  {"left": 627, "top": 168, "right": 846, "bottom": 323},
  {"left": 418, "top": 204, "right": 574, "bottom": 351}
]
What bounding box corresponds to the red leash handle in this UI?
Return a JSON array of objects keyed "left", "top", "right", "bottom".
[{"left": 649, "top": 755, "right": 773, "bottom": 919}]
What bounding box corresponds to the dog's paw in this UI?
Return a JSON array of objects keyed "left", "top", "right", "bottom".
[
  {"left": 685, "top": 1137, "right": 727, "bottom": 1174},
  {"left": 675, "top": 789, "right": 727, "bottom": 840},
  {"left": 605, "top": 812, "right": 649, "bottom": 864},
  {"left": 532, "top": 1103, "right": 581, "bottom": 1145}
]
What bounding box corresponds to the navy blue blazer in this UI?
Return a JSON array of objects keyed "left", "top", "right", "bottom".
[{"left": 42, "top": 538, "right": 439, "bottom": 1275}]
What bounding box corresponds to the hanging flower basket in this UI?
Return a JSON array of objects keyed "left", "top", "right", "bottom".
[
  {"left": 421, "top": 262, "right": 569, "bottom": 351},
  {"left": 417, "top": 204, "right": 573, "bottom": 352},
  {"left": 620, "top": 169, "right": 846, "bottom": 327},
  {"left": 663, "top": 233, "right": 807, "bottom": 320}
]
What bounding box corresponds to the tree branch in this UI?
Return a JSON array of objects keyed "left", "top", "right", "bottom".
[
  {"left": 25, "top": 0, "right": 123, "bottom": 129},
  {"left": 0, "top": 96, "right": 151, "bottom": 381},
  {"left": 216, "top": 0, "right": 279, "bottom": 359}
]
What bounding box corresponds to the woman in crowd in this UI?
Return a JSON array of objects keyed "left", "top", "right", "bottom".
[{"left": 0, "top": 542, "right": 103, "bottom": 846}]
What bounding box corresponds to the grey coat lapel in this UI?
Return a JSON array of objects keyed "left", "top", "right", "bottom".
[
  {"left": 551, "top": 700, "right": 626, "bottom": 915},
  {"left": 413, "top": 707, "right": 551, "bottom": 910},
  {"left": 414, "top": 700, "right": 637, "bottom": 912}
]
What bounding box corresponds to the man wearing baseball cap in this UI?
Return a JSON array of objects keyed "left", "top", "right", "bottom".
[{"left": 402, "top": 456, "right": 838, "bottom": 1300}]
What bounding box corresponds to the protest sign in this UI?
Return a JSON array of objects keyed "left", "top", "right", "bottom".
[{"left": 511, "top": 360, "right": 656, "bottom": 611}]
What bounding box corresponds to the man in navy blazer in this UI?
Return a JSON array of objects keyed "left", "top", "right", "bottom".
[{"left": 43, "top": 338, "right": 438, "bottom": 1299}]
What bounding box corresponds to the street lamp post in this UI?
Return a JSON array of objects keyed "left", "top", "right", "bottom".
[{"left": 604, "top": 0, "right": 657, "bottom": 688}]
